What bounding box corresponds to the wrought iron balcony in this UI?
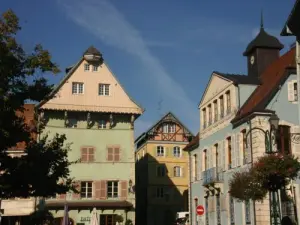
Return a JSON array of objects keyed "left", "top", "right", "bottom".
[{"left": 202, "top": 167, "right": 224, "bottom": 186}]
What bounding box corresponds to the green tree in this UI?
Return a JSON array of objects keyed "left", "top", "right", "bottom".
[{"left": 0, "top": 9, "right": 75, "bottom": 198}]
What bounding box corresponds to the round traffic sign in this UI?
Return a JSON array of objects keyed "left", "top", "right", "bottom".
[{"left": 196, "top": 205, "right": 205, "bottom": 216}]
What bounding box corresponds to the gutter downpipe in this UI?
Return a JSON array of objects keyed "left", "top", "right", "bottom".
[{"left": 188, "top": 151, "right": 193, "bottom": 225}]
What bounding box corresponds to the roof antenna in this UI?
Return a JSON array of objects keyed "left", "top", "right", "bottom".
[{"left": 260, "top": 9, "right": 264, "bottom": 29}]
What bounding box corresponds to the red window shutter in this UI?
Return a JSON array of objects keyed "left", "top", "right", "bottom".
[
  {"left": 120, "top": 180, "right": 128, "bottom": 199},
  {"left": 100, "top": 180, "right": 107, "bottom": 199},
  {"left": 88, "top": 147, "right": 95, "bottom": 162},
  {"left": 72, "top": 181, "right": 81, "bottom": 199},
  {"left": 94, "top": 181, "right": 101, "bottom": 199},
  {"left": 81, "top": 147, "right": 88, "bottom": 162},
  {"left": 107, "top": 147, "right": 113, "bottom": 161},
  {"left": 114, "top": 147, "right": 120, "bottom": 161}
]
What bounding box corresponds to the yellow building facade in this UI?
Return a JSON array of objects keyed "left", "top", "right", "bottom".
[{"left": 135, "top": 112, "right": 194, "bottom": 225}]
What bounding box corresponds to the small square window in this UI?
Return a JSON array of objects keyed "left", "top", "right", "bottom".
[
  {"left": 93, "top": 65, "right": 98, "bottom": 72},
  {"left": 84, "top": 64, "right": 90, "bottom": 71}
]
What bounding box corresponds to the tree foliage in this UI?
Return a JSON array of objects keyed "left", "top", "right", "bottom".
[
  {"left": 229, "top": 153, "right": 300, "bottom": 202},
  {"left": 0, "top": 9, "right": 75, "bottom": 198}
]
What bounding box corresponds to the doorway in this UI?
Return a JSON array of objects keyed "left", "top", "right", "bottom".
[{"left": 100, "top": 215, "right": 116, "bottom": 225}]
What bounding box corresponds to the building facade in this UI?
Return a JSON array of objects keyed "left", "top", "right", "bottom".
[
  {"left": 188, "top": 24, "right": 300, "bottom": 225},
  {"left": 135, "top": 112, "right": 194, "bottom": 225},
  {"left": 36, "top": 47, "right": 143, "bottom": 225}
]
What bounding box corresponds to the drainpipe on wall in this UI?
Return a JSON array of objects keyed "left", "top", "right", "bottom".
[{"left": 247, "top": 120, "right": 256, "bottom": 225}]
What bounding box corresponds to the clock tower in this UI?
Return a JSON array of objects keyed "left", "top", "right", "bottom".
[{"left": 244, "top": 13, "right": 284, "bottom": 78}]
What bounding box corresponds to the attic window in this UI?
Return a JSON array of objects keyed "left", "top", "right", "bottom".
[
  {"left": 162, "top": 123, "right": 175, "bottom": 133},
  {"left": 93, "top": 65, "right": 98, "bottom": 72},
  {"left": 84, "top": 63, "right": 90, "bottom": 71},
  {"left": 99, "top": 84, "right": 110, "bottom": 96}
]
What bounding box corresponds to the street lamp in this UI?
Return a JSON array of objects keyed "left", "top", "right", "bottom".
[{"left": 244, "top": 113, "right": 281, "bottom": 225}]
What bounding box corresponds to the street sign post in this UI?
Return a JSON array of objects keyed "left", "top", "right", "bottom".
[{"left": 196, "top": 205, "right": 205, "bottom": 216}]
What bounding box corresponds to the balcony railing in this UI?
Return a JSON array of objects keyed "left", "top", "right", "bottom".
[{"left": 202, "top": 167, "right": 224, "bottom": 186}]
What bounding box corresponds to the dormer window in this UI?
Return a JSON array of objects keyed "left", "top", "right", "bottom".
[
  {"left": 72, "top": 82, "right": 84, "bottom": 94},
  {"left": 99, "top": 84, "right": 110, "bottom": 96},
  {"left": 84, "top": 63, "right": 90, "bottom": 71}
]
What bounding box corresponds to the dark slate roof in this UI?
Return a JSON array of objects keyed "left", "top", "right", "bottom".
[
  {"left": 84, "top": 46, "right": 102, "bottom": 56},
  {"left": 215, "top": 71, "right": 261, "bottom": 85},
  {"left": 232, "top": 47, "right": 296, "bottom": 125},
  {"left": 281, "top": 0, "right": 300, "bottom": 36},
  {"left": 183, "top": 132, "right": 199, "bottom": 151},
  {"left": 243, "top": 27, "right": 284, "bottom": 56}
]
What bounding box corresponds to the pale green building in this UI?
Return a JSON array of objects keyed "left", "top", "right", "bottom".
[{"left": 36, "top": 46, "right": 143, "bottom": 225}]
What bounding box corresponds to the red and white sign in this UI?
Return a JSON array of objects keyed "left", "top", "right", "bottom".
[{"left": 196, "top": 205, "right": 205, "bottom": 216}]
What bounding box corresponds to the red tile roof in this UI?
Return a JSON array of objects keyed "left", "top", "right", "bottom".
[
  {"left": 232, "top": 47, "right": 296, "bottom": 124},
  {"left": 7, "top": 104, "right": 37, "bottom": 151},
  {"left": 183, "top": 132, "right": 199, "bottom": 151}
]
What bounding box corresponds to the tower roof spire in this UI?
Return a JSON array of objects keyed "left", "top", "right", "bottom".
[{"left": 260, "top": 9, "right": 264, "bottom": 29}]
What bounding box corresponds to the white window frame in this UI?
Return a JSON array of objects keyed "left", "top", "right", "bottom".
[
  {"left": 72, "top": 82, "right": 84, "bottom": 94},
  {"left": 107, "top": 181, "right": 119, "bottom": 198},
  {"left": 84, "top": 63, "right": 90, "bottom": 71},
  {"left": 173, "top": 166, "right": 181, "bottom": 177},
  {"left": 163, "top": 123, "right": 175, "bottom": 133},
  {"left": 156, "top": 146, "right": 164, "bottom": 157},
  {"left": 173, "top": 146, "right": 181, "bottom": 157},
  {"left": 80, "top": 181, "right": 92, "bottom": 198},
  {"left": 99, "top": 84, "right": 110, "bottom": 96},
  {"left": 98, "top": 120, "right": 106, "bottom": 129}
]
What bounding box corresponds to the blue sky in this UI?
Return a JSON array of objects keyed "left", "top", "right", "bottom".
[{"left": 1, "top": 0, "right": 296, "bottom": 137}]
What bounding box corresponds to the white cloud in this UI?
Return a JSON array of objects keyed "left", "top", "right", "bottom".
[{"left": 58, "top": 0, "right": 199, "bottom": 130}]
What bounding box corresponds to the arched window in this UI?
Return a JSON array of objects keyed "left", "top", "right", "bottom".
[
  {"left": 157, "top": 146, "right": 165, "bottom": 156},
  {"left": 173, "top": 146, "right": 181, "bottom": 157}
]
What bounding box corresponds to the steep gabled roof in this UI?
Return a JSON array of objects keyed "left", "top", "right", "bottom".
[
  {"left": 198, "top": 71, "right": 260, "bottom": 107},
  {"left": 134, "top": 111, "right": 194, "bottom": 144},
  {"left": 183, "top": 132, "right": 199, "bottom": 151},
  {"left": 232, "top": 47, "right": 296, "bottom": 125},
  {"left": 215, "top": 71, "right": 261, "bottom": 85},
  {"left": 36, "top": 47, "right": 144, "bottom": 115}
]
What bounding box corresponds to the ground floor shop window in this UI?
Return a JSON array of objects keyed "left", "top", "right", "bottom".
[
  {"left": 216, "top": 195, "right": 221, "bottom": 225},
  {"left": 100, "top": 214, "right": 116, "bottom": 225},
  {"left": 205, "top": 197, "right": 209, "bottom": 225},
  {"left": 245, "top": 200, "right": 251, "bottom": 224},
  {"left": 229, "top": 196, "right": 235, "bottom": 225}
]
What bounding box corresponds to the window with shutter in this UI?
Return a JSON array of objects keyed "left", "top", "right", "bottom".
[
  {"left": 80, "top": 181, "right": 92, "bottom": 198},
  {"left": 288, "top": 80, "right": 297, "bottom": 102},
  {"left": 236, "top": 133, "right": 240, "bottom": 167},
  {"left": 100, "top": 180, "right": 107, "bottom": 199},
  {"left": 107, "top": 146, "right": 121, "bottom": 162},
  {"left": 277, "top": 125, "right": 291, "bottom": 154},
  {"left": 81, "top": 147, "right": 88, "bottom": 162},
  {"left": 107, "top": 181, "right": 119, "bottom": 198},
  {"left": 120, "top": 181, "right": 128, "bottom": 199},
  {"left": 231, "top": 135, "right": 236, "bottom": 168},
  {"left": 94, "top": 181, "right": 102, "bottom": 199},
  {"left": 81, "top": 147, "right": 95, "bottom": 163}
]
